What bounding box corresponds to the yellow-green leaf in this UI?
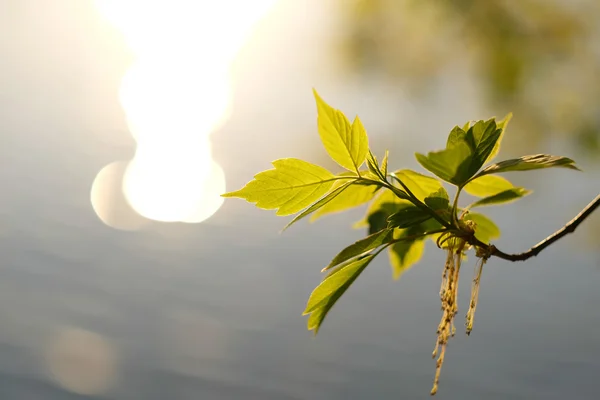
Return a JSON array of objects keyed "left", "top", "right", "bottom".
[
  {"left": 392, "top": 169, "right": 444, "bottom": 202},
  {"left": 222, "top": 158, "right": 336, "bottom": 216},
  {"left": 313, "top": 89, "right": 369, "bottom": 172},
  {"left": 486, "top": 112, "right": 512, "bottom": 163},
  {"left": 468, "top": 188, "right": 531, "bottom": 209},
  {"left": 310, "top": 180, "right": 379, "bottom": 222},
  {"left": 463, "top": 175, "right": 515, "bottom": 197},
  {"left": 415, "top": 140, "right": 474, "bottom": 186},
  {"left": 463, "top": 212, "right": 501, "bottom": 244},
  {"left": 353, "top": 189, "right": 411, "bottom": 230},
  {"left": 387, "top": 205, "right": 432, "bottom": 229},
  {"left": 283, "top": 181, "right": 355, "bottom": 231},
  {"left": 475, "top": 154, "right": 580, "bottom": 179},
  {"left": 304, "top": 254, "right": 375, "bottom": 333},
  {"left": 381, "top": 150, "right": 389, "bottom": 177},
  {"left": 323, "top": 228, "right": 394, "bottom": 272},
  {"left": 389, "top": 237, "right": 426, "bottom": 280}
]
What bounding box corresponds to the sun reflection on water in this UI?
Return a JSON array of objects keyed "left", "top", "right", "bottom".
[{"left": 92, "top": 0, "right": 278, "bottom": 227}]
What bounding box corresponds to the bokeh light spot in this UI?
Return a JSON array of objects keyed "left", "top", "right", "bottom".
[{"left": 45, "top": 327, "right": 117, "bottom": 396}]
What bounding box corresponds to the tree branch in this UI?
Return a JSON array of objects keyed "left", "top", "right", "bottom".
[{"left": 473, "top": 193, "right": 600, "bottom": 262}]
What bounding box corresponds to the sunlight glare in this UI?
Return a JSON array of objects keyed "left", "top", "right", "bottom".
[
  {"left": 90, "top": 161, "right": 149, "bottom": 230},
  {"left": 92, "top": 0, "right": 278, "bottom": 225}
]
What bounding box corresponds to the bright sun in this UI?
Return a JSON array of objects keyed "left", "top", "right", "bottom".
[{"left": 91, "top": 0, "right": 278, "bottom": 226}]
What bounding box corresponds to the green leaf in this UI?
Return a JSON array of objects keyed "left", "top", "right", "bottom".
[
  {"left": 381, "top": 150, "right": 389, "bottom": 177},
  {"left": 323, "top": 228, "right": 394, "bottom": 272},
  {"left": 468, "top": 188, "right": 531, "bottom": 209},
  {"left": 463, "top": 175, "right": 515, "bottom": 197},
  {"left": 387, "top": 205, "right": 432, "bottom": 229},
  {"left": 417, "top": 118, "right": 506, "bottom": 186},
  {"left": 463, "top": 212, "right": 501, "bottom": 244},
  {"left": 474, "top": 154, "right": 580, "bottom": 179},
  {"left": 353, "top": 188, "right": 408, "bottom": 231},
  {"left": 283, "top": 180, "right": 355, "bottom": 230},
  {"left": 304, "top": 254, "right": 375, "bottom": 333},
  {"left": 468, "top": 119, "right": 501, "bottom": 171},
  {"left": 366, "top": 150, "right": 383, "bottom": 180},
  {"left": 424, "top": 187, "right": 450, "bottom": 211},
  {"left": 389, "top": 235, "right": 426, "bottom": 280},
  {"left": 310, "top": 180, "right": 380, "bottom": 222},
  {"left": 392, "top": 169, "right": 444, "bottom": 201},
  {"left": 222, "top": 158, "right": 338, "bottom": 215},
  {"left": 364, "top": 203, "right": 401, "bottom": 234},
  {"left": 313, "top": 89, "right": 369, "bottom": 172},
  {"left": 415, "top": 140, "right": 474, "bottom": 186},
  {"left": 447, "top": 126, "right": 469, "bottom": 148},
  {"left": 486, "top": 113, "right": 512, "bottom": 163}
]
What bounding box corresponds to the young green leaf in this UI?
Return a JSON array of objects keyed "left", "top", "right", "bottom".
[
  {"left": 463, "top": 212, "right": 501, "bottom": 244},
  {"left": 353, "top": 189, "right": 410, "bottom": 231},
  {"left": 387, "top": 222, "right": 436, "bottom": 280},
  {"left": 313, "top": 89, "right": 369, "bottom": 173},
  {"left": 366, "top": 150, "right": 384, "bottom": 180},
  {"left": 424, "top": 187, "right": 450, "bottom": 211},
  {"left": 283, "top": 180, "right": 355, "bottom": 231},
  {"left": 447, "top": 126, "right": 469, "bottom": 148},
  {"left": 415, "top": 140, "right": 474, "bottom": 186},
  {"left": 468, "top": 119, "right": 501, "bottom": 172},
  {"left": 222, "top": 158, "right": 339, "bottom": 215},
  {"left": 389, "top": 239, "right": 426, "bottom": 280},
  {"left": 474, "top": 154, "right": 580, "bottom": 179},
  {"left": 485, "top": 112, "right": 512, "bottom": 163},
  {"left": 467, "top": 188, "right": 531, "bottom": 209},
  {"left": 388, "top": 205, "right": 432, "bottom": 229},
  {"left": 323, "top": 228, "right": 394, "bottom": 272},
  {"left": 392, "top": 169, "right": 444, "bottom": 201},
  {"left": 381, "top": 150, "right": 389, "bottom": 178},
  {"left": 463, "top": 175, "right": 515, "bottom": 197},
  {"left": 304, "top": 254, "right": 376, "bottom": 333},
  {"left": 310, "top": 180, "right": 380, "bottom": 222}
]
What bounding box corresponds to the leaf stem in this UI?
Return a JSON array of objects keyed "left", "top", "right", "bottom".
[
  {"left": 451, "top": 187, "right": 462, "bottom": 226},
  {"left": 470, "top": 193, "right": 600, "bottom": 262}
]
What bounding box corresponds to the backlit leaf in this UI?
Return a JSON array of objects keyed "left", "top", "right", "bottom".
[
  {"left": 222, "top": 158, "right": 337, "bottom": 216},
  {"left": 463, "top": 212, "right": 501, "bottom": 244},
  {"left": 474, "top": 154, "right": 580, "bottom": 179},
  {"left": 424, "top": 187, "right": 450, "bottom": 211},
  {"left": 486, "top": 113, "right": 512, "bottom": 163},
  {"left": 447, "top": 126, "right": 469, "bottom": 148},
  {"left": 468, "top": 119, "right": 501, "bottom": 172},
  {"left": 389, "top": 235, "right": 426, "bottom": 280},
  {"left": 392, "top": 169, "right": 444, "bottom": 201},
  {"left": 323, "top": 228, "right": 394, "bottom": 271},
  {"left": 310, "top": 180, "right": 380, "bottom": 222},
  {"left": 313, "top": 89, "right": 369, "bottom": 172},
  {"left": 353, "top": 189, "right": 408, "bottom": 231},
  {"left": 415, "top": 140, "right": 474, "bottom": 186},
  {"left": 283, "top": 181, "right": 355, "bottom": 230},
  {"left": 366, "top": 150, "right": 381, "bottom": 179},
  {"left": 468, "top": 188, "right": 531, "bottom": 209},
  {"left": 388, "top": 205, "right": 432, "bottom": 229},
  {"left": 304, "top": 254, "right": 375, "bottom": 333},
  {"left": 381, "top": 150, "right": 389, "bottom": 177},
  {"left": 463, "top": 175, "right": 515, "bottom": 197}
]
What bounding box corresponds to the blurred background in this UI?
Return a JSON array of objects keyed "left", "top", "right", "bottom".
[{"left": 0, "top": 0, "right": 599, "bottom": 398}]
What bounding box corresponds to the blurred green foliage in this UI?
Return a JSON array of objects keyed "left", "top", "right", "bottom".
[{"left": 337, "top": 0, "right": 600, "bottom": 156}]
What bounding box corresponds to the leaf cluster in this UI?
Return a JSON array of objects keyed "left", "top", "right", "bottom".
[{"left": 223, "top": 89, "right": 579, "bottom": 334}]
